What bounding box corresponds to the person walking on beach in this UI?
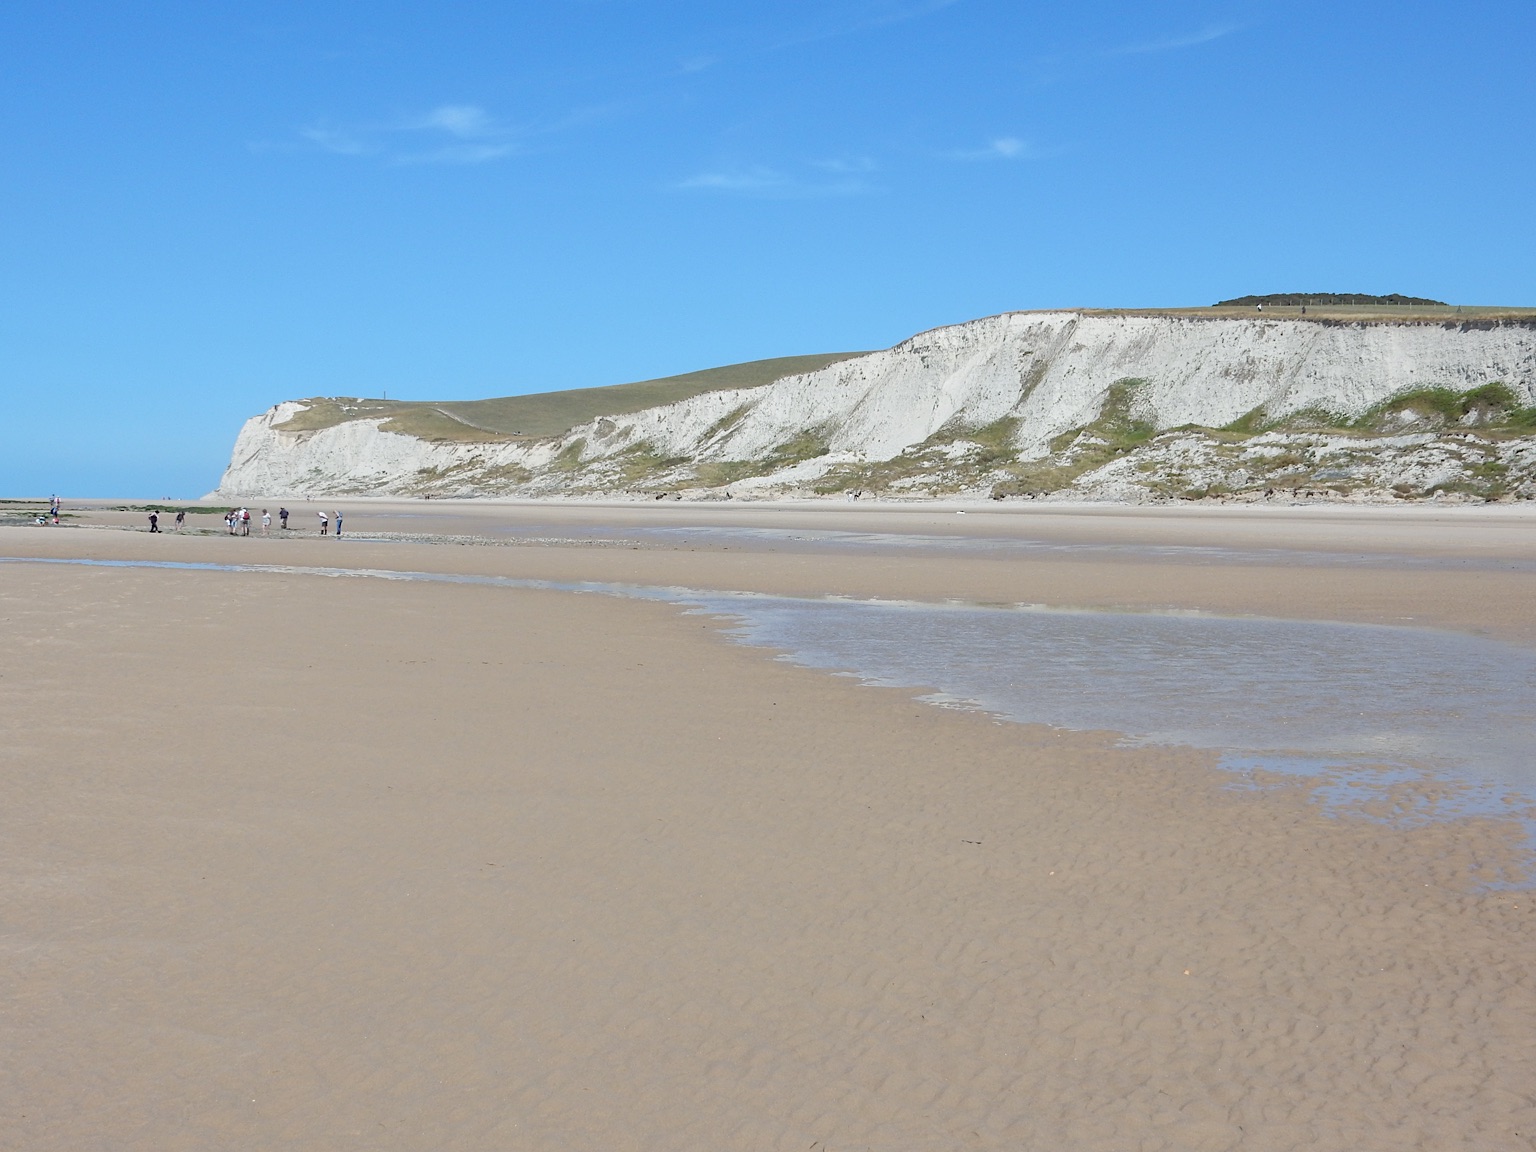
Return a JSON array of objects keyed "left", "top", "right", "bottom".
[
  {"left": 261, "top": 509, "right": 271, "bottom": 534},
  {"left": 333, "top": 510, "right": 343, "bottom": 537},
  {"left": 318, "top": 511, "right": 329, "bottom": 535},
  {"left": 148, "top": 512, "right": 160, "bottom": 533},
  {"left": 225, "top": 511, "right": 235, "bottom": 535},
  {"left": 279, "top": 507, "right": 289, "bottom": 530},
  {"left": 175, "top": 509, "right": 185, "bottom": 531},
  {"left": 240, "top": 508, "right": 251, "bottom": 536}
]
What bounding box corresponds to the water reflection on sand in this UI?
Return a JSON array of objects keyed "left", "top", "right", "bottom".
[{"left": 8, "top": 555, "right": 1534, "bottom": 855}]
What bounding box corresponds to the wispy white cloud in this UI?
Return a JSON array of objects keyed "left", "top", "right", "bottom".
[
  {"left": 812, "top": 156, "right": 879, "bottom": 174},
  {"left": 1028, "top": 21, "right": 1245, "bottom": 85},
  {"left": 394, "top": 142, "right": 521, "bottom": 166},
  {"left": 408, "top": 104, "right": 498, "bottom": 138},
  {"left": 677, "top": 164, "right": 873, "bottom": 199},
  {"left": 292, "top": 103, "right": 522, "bottom": 166},
  {"left": 950, "top": 136, "right": 1036, "bottom": 161},
  {"left": 299, "top": 125, "right": 377, "bottom": 157},
  {"left": 678, "top": 167, "right": 785, "bottom": 192},
  {"left": 1103, "top": 23, "right": 1242, "bottom": 57}
]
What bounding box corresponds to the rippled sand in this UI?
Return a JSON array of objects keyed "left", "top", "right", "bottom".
[{"left": 3, "top": 510, "right": 1535, "bottom": 1150}]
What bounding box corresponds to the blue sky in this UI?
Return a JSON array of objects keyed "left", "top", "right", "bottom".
[{"left": 2, "top": 1, "right": 1533, "bottom": 496}]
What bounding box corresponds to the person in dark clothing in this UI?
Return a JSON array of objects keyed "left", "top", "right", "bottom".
[
  {"left": 279, "top": 507, "right": 289, "bottom": 530},
  {"left": 175, "top": 509, "right": 185, "bottom": 530},
  {"left": 148, "top": 512, "right": 160, "bottom": 533}
]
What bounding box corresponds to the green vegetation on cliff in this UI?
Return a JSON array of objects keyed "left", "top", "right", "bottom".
[{"left": 273, "top": 352, "right": 867, "bottom": 442}]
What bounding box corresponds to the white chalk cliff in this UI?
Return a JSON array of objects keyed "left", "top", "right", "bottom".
[{"left": 214, "top": 311, "right": 1536, "bottom": 503}]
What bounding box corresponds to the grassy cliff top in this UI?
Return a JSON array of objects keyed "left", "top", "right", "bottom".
[
  {"left": 1213, "top": 293, "right": 1448, "bottom": 307},
  {"left": 274, "top": 352, "right": 869, "bottom": 443},
  {"left": 1085, "top": 304, "right": 1536, "bottom": 323}
]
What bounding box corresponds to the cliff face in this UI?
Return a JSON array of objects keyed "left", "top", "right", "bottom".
[{"left": 213, "top": 311, "right": 1536, "bottom": 503}]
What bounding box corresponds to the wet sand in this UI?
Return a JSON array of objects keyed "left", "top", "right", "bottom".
[
  {"left": 3, "top": 509, "right": 1535, "bottom": 1150},
  {"left": 30, "top": 498, "right": 1536, "bottom": 644}
]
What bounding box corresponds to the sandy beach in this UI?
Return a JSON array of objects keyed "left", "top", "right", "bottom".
[{"left": 3, "top": 504, "right": 1534, "bottom": 1150}]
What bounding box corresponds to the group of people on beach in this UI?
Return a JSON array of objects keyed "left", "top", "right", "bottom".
[
  {"left": 147, "top": 505, "right": 346, "bottom": 536},
  {"left": 222, "top": 508, "right": 265, "bottom": 535}
]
